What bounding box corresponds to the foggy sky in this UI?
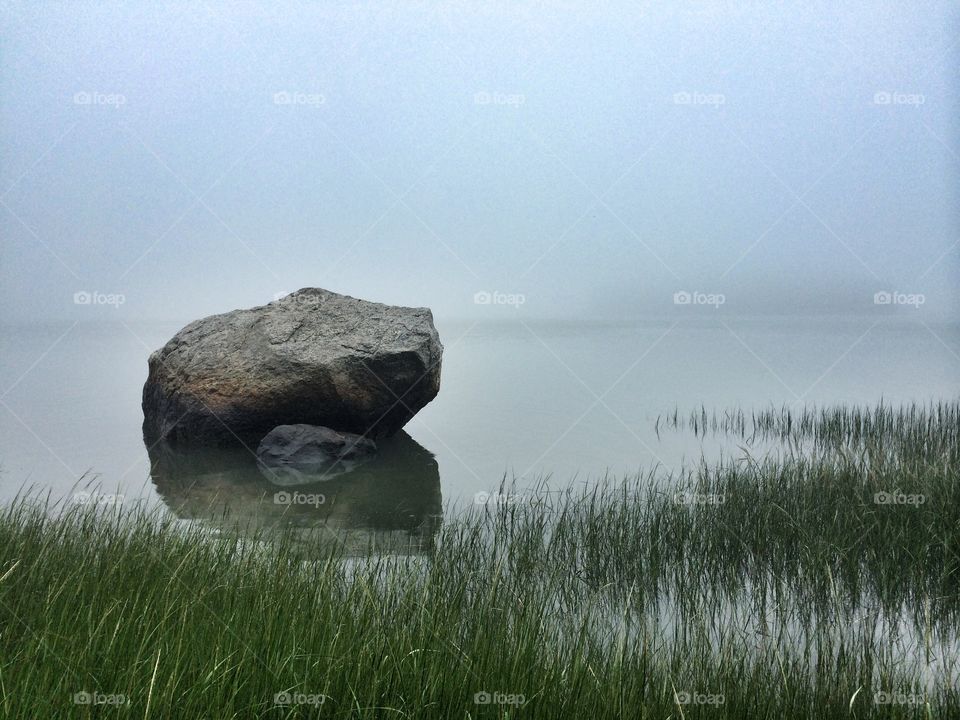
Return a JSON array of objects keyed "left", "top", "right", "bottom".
[{"left": 1, "top": 1, "right": 958, "bottom": 323}]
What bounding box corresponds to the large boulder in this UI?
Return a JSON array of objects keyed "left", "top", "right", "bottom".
[{"left": 142, "top": 288, "right": 442, "bottom": 446}]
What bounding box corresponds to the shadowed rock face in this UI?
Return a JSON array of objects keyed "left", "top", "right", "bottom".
[
  {"left": 256, "top": 424, "right": 378, "bottom": 486},
  {"left": 147, "top": 430, "right": 442, "bottom": 556},
  {"left": 142, "top": 288, "right": 442, "bottom": 447}
]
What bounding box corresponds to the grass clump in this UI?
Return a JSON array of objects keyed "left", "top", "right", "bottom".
[{"left": 0, "top": 401, "right": 957, "bottom": 718}]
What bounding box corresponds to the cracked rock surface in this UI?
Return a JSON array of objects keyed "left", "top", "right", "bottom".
[{"left": 142, "top": 288, "right": 442, "bottom": 446}]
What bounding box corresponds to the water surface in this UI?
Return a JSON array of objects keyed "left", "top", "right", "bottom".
[{"left": 1, "top": 316, "right": 957, "bottom": 527}]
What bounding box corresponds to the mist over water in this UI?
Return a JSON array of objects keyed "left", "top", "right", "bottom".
[
  {"left": 0, "top": 0, "right": 956, "bottom": 539},
  {"left": 1, "top": 2, "right": 958, "bottom": 326},
  {"left": 1, "top": 317, "right": 957, "bottom": 509}
]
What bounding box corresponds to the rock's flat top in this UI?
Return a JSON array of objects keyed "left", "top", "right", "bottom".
[{"left": 142, "top": 288, "right": 442, "bottom": 446}]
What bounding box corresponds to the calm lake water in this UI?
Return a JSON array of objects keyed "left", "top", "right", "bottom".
[{"left": 1, "top": 316, "right": 958, "bottom": 544}]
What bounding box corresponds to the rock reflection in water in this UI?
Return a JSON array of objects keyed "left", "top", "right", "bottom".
[{"left": 147, "top": 430, "right": 442, "bottom": 556}]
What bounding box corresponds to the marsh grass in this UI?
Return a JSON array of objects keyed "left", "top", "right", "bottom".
[
  {"left": 657, "top": 401, "right": 960, "bottom": 454},
  {"left": 0, "top": 402, "right": 957, "bottom": 718}
]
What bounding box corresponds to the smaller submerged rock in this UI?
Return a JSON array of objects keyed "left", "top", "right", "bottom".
[{"left": 257, "top": 424, "right": 377, "bottom": 486}]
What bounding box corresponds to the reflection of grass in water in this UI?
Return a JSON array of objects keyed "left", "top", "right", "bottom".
[
  {"left": 657, "top": 400, "right": 960, "bottom": 451},
  {"left": 1, "top": 403, "right": 958, "bottom": 718}
]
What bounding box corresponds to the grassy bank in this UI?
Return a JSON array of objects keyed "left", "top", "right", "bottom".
[{"left": 0, "top": 402, "right": 958, "bottom": 718}]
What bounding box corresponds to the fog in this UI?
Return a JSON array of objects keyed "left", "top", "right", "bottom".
[{"left": 2, "top": 1, "right": 958, "bottom": 323}]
